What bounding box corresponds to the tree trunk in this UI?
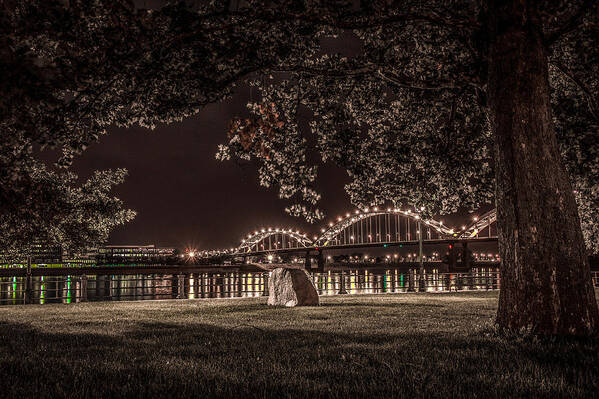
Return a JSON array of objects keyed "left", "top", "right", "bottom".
[{"left": 488, "top": 0, "right": 598, "bottom": 335}]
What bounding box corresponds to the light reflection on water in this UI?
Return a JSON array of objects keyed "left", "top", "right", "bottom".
[{"left": 0, "top": 268, "right": 502, "bottom": 305}]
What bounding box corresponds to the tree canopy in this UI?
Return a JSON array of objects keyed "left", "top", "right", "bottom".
[
  {"left": 2, "top": 0, "right": 598, "bottom": 333},
  {"left": 2, "top": 1, "right": 597, "bottom": 251}
]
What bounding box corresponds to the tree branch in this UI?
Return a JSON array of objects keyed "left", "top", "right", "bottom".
[
  {"left": 377, "top": 70, "right": 464, "bottom": 91},
  {"left": 196, "top": 8, "right": 479, "bottom": 33},
  {"left": 550, "top": 60, "right": 599, "bottom": 120},
  {"left": 545, "top": 0, "right": 595, "bottom": 45},
  {"left": 271, "top": 63, "right": 469, "bottom": 91}
]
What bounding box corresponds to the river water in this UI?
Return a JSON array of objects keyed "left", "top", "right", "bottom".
[{"left": 0, "top": 268, "right": 503, "bottom": 305}]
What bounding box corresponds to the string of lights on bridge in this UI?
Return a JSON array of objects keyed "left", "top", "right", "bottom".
[{"left": 187, "top": 208, "right": 497, "bottom": 259}]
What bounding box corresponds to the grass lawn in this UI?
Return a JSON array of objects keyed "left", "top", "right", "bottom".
[{"left": 1, "top": 291, "right": 598, "bottom": 398}]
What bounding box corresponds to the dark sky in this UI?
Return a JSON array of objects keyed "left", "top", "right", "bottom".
[
  {"left": 67, "top": 89, "right": 352, "bottom": 250},
  {"left": 65, "top": 90, "right": 482, "bottom": 251}
]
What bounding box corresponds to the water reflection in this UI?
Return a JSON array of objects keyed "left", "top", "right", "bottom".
[
  {"left": 0, "top": 268, "right": 512, "bottom": 305},
  {"left": 310, "top": 268, "right": 503, "bottom": 295}
]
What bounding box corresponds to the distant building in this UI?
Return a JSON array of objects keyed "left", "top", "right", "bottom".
[
  {"left": 62, "top": 247, "right": 98, "bottom": 267},
  {"left": 0, "top": 241, "right": 63, "bottom": 266},
  {"left": 2, "top": 243, "right": 178, "bottom": 267},
  {"left": 97, "top": 245, "right": 176, "bottom": 264}
]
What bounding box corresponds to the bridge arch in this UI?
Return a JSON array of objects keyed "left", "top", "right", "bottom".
[
  {"left": 237, "top": 228, "right": 313, "bottom": 253},
  {"left": 314, "top": 208, "right": 456, "bottom": 247}
]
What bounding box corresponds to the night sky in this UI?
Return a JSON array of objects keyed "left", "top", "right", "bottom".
[
  {"left": 63, "top": 90, "right": 482, "bottom": 252},
  {"left": 66, "top": 88, "right": 352, "bottom": 250}
]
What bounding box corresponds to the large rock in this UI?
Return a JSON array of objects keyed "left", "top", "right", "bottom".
[{"left": 267, "top": 268, "right": 319, "bottom": 307}]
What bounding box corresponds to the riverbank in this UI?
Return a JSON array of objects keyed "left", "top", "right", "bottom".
[{"left": 1, "top": 291, "right": 598, "bottom": 398}]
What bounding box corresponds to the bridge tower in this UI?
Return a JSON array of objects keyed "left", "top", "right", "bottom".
[
  {"left": 447, "top": 241, "right": 457, "bottom": 272},
  {"left": 461, "top": 241, "right": 471, "bottom": 270},
  {"left": 316, "top": 251, "right": 325, "bottom": 272}
]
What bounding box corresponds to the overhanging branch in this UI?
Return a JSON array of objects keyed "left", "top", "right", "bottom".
[
  {"left": 551, "top": 60, "right": 599, "bottom": 120},
  {"left": 545, "top": 0, "right": 595, "bottom": 45}
]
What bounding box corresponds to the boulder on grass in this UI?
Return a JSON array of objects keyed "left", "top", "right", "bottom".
[{"left": 267, "top": 268, "right": 319, "bottom": 307}]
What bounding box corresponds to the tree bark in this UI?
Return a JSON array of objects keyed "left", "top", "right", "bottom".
[{"left": 488, "top": 0, "right": 598, "bottom": 335}]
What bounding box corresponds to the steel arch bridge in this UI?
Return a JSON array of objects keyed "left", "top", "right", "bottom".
[
  {"left": 239, "top": 228, "right": 313, "bottom": 253},
  {"left": 199, "top": 208, "right": 498, "bottom": 258},
  {"left": 315, "top": 207, "right": 453, "bottom": 247}
]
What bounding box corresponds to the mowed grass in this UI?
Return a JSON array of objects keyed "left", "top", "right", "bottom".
[{"left": 1, "top": 292, "right": 598, "bottom": 398}]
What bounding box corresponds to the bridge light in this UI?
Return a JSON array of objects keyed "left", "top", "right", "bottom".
[
  {"left": 355, "top": 210, "right": 360, "bottom": 214},
  {"left": 261, "top": 229, "right": 265, "bottom": 233},
  {"left": 337, "top": 216, "right": 342, "bottom": 221},
  {"left": 364, "top": 207, "right": 369, "bottom": 212},
  {"left": 373, "top": 207, "right": 378, "bottom": 211},
  {"left": 414, "top": 215, "right": 420, "bottom": 219},
  {"left": 461, "top": 225, "right": 466, "bottom": 230},
  {"left": 267, "top": 254, "right": 273, "bottom": 262},
  {"left": 387, "top": 208, "right": 391, "bottom": 212},
  {"left": 329, "top": 222, "right": 333, "bottom": 227},
  {"left": 346, "top": 213, "right": 350, "bottom": 217},
  {"left": 473, "top": 216, "right": 478, "bottom": 221},
  {"left": 394, "top": 254, "right": 398, "bottom": 258},
  {"left": 188, "top": 252, "right": 195, "bottom": 257},
  {"left": 268, "top": 227, "right": 272, "bottom": 232},
  {"left": 313, "top": 236, "right": 317, "bottom": 240},
  {"left": 321, "top": 228, "right": 325, "bottom": 232},
  {"left": 383, "top": 244, "right": 388, "bottom": 248},
  {"left": 350, "top": 235, "right": 354, "bottom": 240},
  {"left": 420, "top": 206, "right": 425, "bottom": 211}
]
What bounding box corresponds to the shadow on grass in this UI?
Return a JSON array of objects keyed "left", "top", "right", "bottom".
[
  {"left": 1, "top": 316, "right": 598, "bottom": 399},
  {"left": 317, "top": 302, "right": 447, "bottom": 308}
]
